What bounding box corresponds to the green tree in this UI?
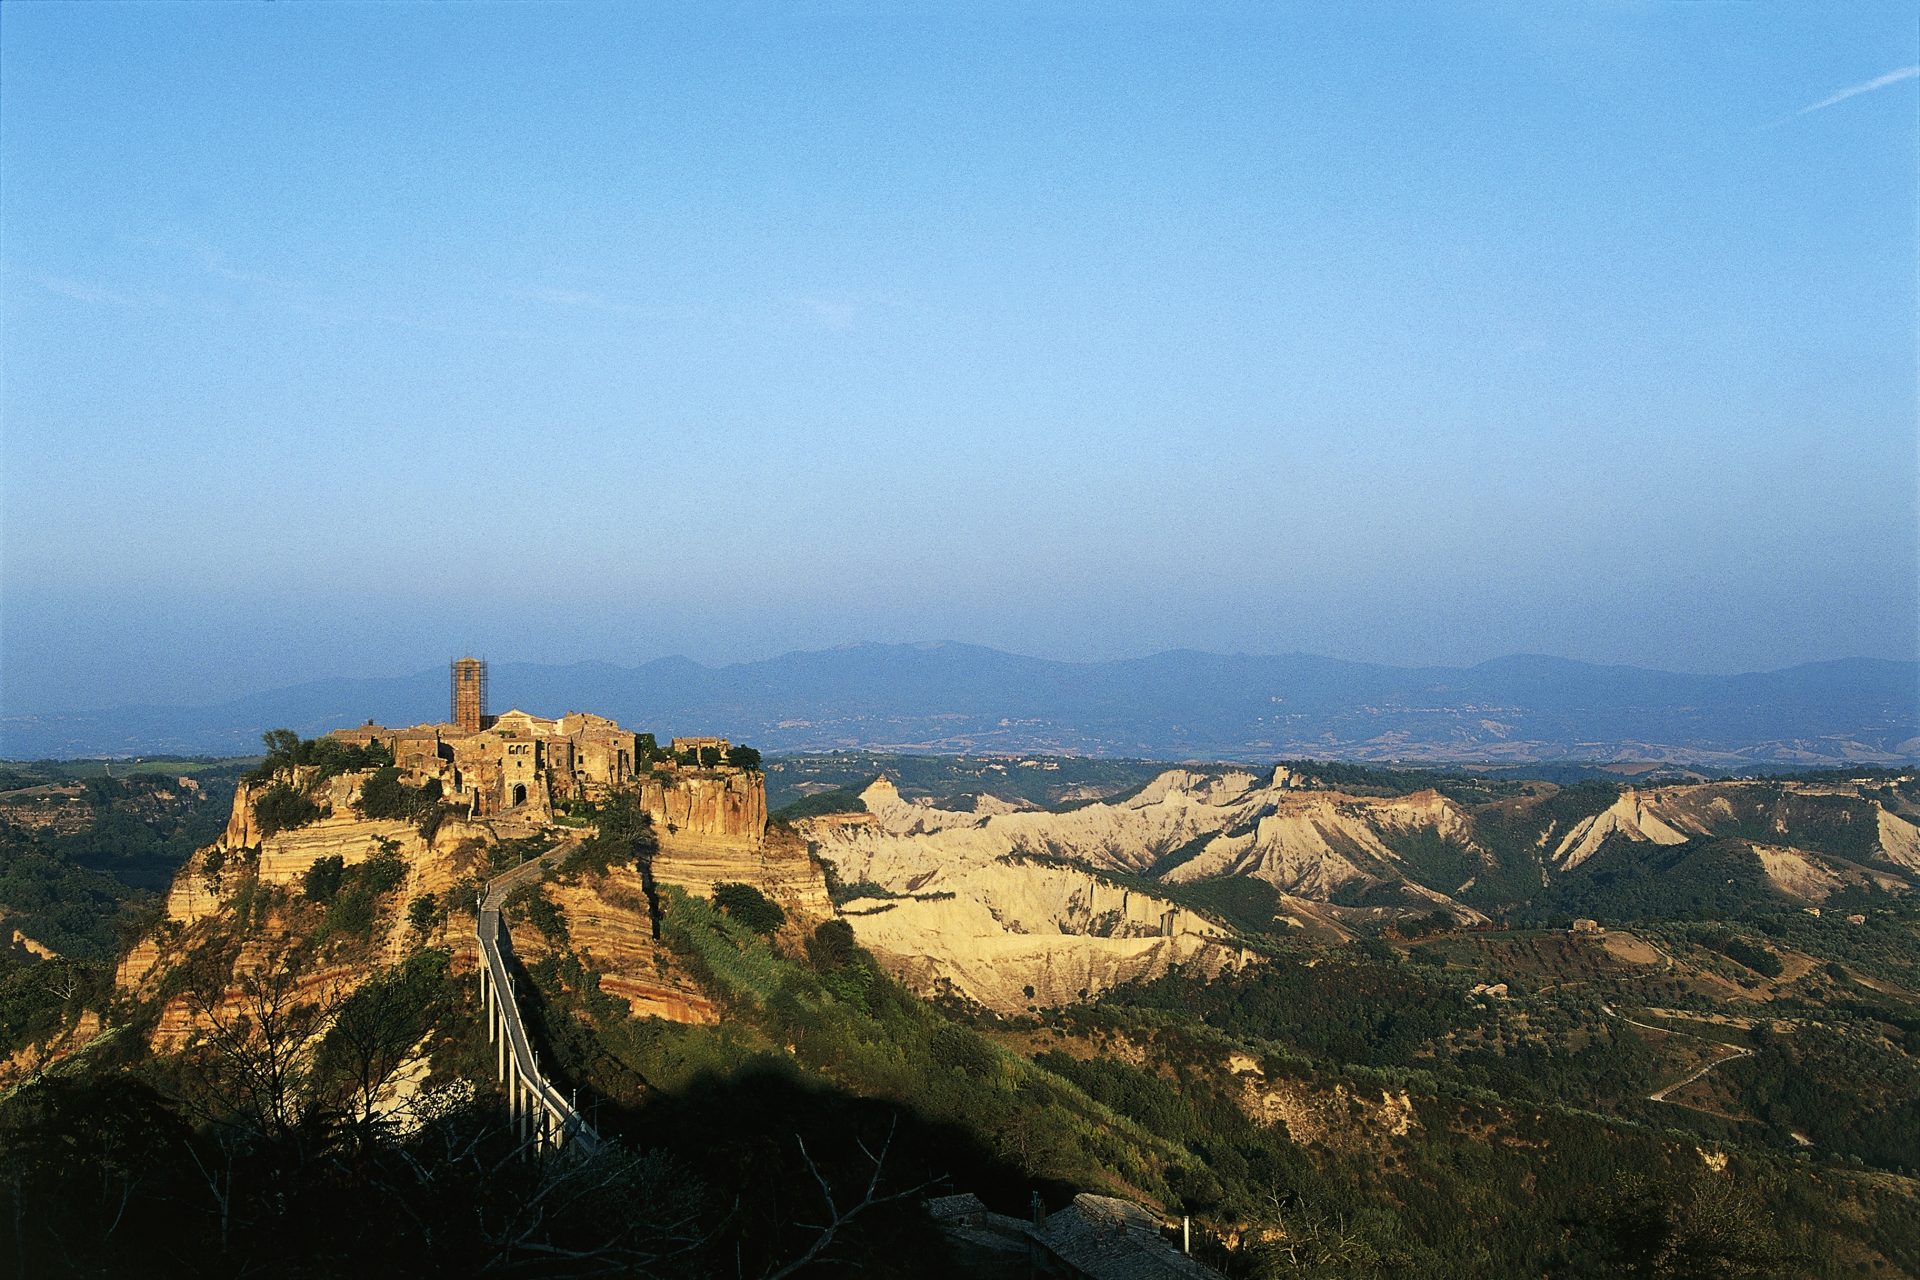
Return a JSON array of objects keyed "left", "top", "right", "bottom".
[
  {"left": 808, "top": 919, "right": 861, "bottom": 969},
  {"left": 303, "top": 855, "right": 346, "bottom": 904},
  {"left": 406, "top": 893, "right": 438, "bottom": 931},
  {"left": 255, "top": 783, "right": 322, "bottom": 837},
  {"left": 712, "top": 882, "right": 785, "bottom": 935}
]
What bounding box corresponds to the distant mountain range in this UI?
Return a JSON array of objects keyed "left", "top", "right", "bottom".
[{"left": 3, "top": 643, "right": 1915, "bottom": 766}]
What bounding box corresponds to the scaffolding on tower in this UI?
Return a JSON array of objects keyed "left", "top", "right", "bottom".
[{"left": 451, "top": 657, "right": 488, "bottom": 732}]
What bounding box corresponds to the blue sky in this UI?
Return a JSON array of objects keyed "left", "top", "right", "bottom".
[{"left": 2, "top": 2, "right": 1915, "bottom": 710}]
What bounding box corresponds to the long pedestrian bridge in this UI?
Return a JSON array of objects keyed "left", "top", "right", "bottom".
[{"left": 475, "top": 842, "right": 598, "bottom": 1154}]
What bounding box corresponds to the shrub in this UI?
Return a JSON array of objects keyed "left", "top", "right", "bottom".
[
  {"left": 560, "top": 792, "right": 657, "bottom": 879},
  {"left": 256, "top": 784, "right": 322, "bottom": 837},
  {"left": 407, "top": 894, "right": 438, "bottom": 931},
  {"left": 356, "top": 767, "right": 438, "bottom": 821},
  {"left": 711, "top": 882, "right": 785, "bottom": 935},
  {"left": 361, "top": 846, "right": 406, "bottom": 897},
  {"left": 303, "top": 856, "right": 346, "bottom": 904},
  {"left": 248, "top": 727, "right": 391, "bottom": 783},
  {"left": 504, "top": 884, "right": 569, "bottom": 945},
  {"left": 807, "top": 919, "right": 860, "bottom": 970}
]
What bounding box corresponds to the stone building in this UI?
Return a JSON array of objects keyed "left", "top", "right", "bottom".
[
  {"left": 326, "top": 662, "right": 763, "bottom": 835},
  {"left": 333, "top": 708, "right": 642, "bottom": 821}
]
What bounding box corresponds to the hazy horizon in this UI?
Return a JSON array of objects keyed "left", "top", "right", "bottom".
[
  {"left": 5, "top": 634, "right": 1915, "bottom": 719},
  {"left": 4, "top": 4, "right": 1915, "bottom": 712}
]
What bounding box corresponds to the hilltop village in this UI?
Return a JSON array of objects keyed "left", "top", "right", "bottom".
[{"left": 325, "top": 657, "right": 763, "bottom": 838}]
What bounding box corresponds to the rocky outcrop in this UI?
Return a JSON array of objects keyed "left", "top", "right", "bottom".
[
  {"left": 1225, "top": 1051, "right": 1420, "bottom": 1150},
  {"left": 0, "top": 1009, "right": 103, "bottom": 1089},
  {"left": 1551, "top": 789, "right": 1694, "bottom": 870},
  {"left": 653, "top": 825, "right": 832, "bottom": 918},
  {"left": 879, "top": 931, "right": 1243, "bottom": 1013},
  {"left": 638, "top": 770, "right": 766, "bottom": 844},
  {"left": 523, "top": 867, "right": 718, "bottom": 1025},
  {"left": 1751, "top": 845, "right": 1846, "bottom": 901},
  {"left": 1163, "top": 788, "right": 1481, "bottom": 899},
  {"left": 1877, "top": 807, "right": 1920, "bottom": 872},
  {"left": 7, "top": 927, "right": 57, "bottom": 961}
]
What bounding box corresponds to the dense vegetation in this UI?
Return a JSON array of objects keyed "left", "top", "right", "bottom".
[
  {"left": 248, "top": 728, "right": 392, "bottom": 783},
  {"left": 769, "top": 785, "right": 870, "bottom": 824},
  {"left": 0, "top": 764, "right": 240, "bottom": 958}
]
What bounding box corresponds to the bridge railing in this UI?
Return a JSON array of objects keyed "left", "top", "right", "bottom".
[{"left": 476, "top": 880, "right": 597, "bottom": 1155}]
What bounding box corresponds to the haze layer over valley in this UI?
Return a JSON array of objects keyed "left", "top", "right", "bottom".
[{"left": 8, "top": 643, "right": 1915, "bottom": 766}]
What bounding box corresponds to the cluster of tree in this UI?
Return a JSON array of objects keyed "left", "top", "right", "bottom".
[
  {"left": 0, "top": 769, "right": 240, "bottom": 957},
  {"left": 1528, "top": 837, "right": 1780, "bottom": 924},
  {"left": 1274, "top": 758, "right": 1525, "bottom": 804},
  {"left": 559, "top": 790, "right": 659, "bottom": 879},
  {"left": 248, "top": 728, "right": 392, "bottom": 784},
  {"left": 353, "top": 765, "right": 447, "bottom": 837},
  {"left": 670, "top": 744, "right": 764, "bottom": 770},
  {"left": 503, "top": 881, "right": 569, "bottom": 946},
  {"left": 769, "top": 786, "right": 868, "bottom": 825},
  {"left": 1106, "top": 949, "right": 1474, "bottom": 1069},
  {"left": 711, "top": 881, "right": 785, "bottom": 935},
  {"left": 1698, "top": 928, "right": 1785, "bottom": 978},
  {"left": 300, "top": 845, "right": 409, "bottom": 944},
  {"left": 0, "top": 841, "right": 149, "bottom": 962},
  {"left": 0, "top": 951, "right": 106, "bottom": 1058},
  {"left": 1724, "top": 1024, "right": 1920, "bottom": 1175}
]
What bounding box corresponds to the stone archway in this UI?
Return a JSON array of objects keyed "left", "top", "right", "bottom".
[{"left": 512, "top": 783, "right": 528, "bottom": 807}]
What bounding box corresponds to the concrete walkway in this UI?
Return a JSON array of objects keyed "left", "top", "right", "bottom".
[{"left": 476, "top": 835, "right": 597, "bottom": 1154}]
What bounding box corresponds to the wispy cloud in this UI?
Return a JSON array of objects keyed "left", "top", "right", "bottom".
[
  {"left": 36, "top": 276, "right": 164, "bottom": 307},
  {"left": 1792, "top": 65, "right": 1918, "bottom": 118},
  {"left": 513, "top": 285, "right": 629, "bottom": 311},
  {"left": 197, "top": 249, "right": 300, "bottom": 290}
]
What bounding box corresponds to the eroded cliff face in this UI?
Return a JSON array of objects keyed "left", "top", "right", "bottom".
[
  {"left": 516, "top": 867, "right": 718, "bottom": 1025},
  {"left": 1543, "top": 780, "right": 1920, "bottom": 894},
  {"left": 117, "top": 764, "right": 805, "bottom": 1055},
  {"left": 654, "top": 823, "right": 833, "bottom": 917},
  {"left": 842, "top": 858, "right": 1249, "bottom": 1011},
  {"left": 637, "top": 769, "right": 767, "bottom": 844},
  {"left": 801, "top": 777, "right": 1266, "bottom": 1011},
  {"left": 831, "top": 769, "right": 1487, "bottom": 906},
  {"left": 1551, "top": 789, "right": 1694, "bottom": 871}
]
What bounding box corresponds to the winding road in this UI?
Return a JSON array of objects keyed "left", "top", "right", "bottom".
[{"left": 1606, "top": 1005, "right": 1754, "bottom": 1105}]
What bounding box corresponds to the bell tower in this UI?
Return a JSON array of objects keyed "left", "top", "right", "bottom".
[{"left": 451, "top": 657, "right": 487, "bottom": 733}]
